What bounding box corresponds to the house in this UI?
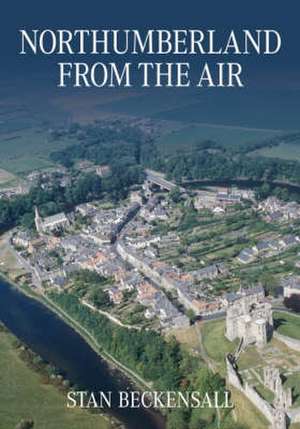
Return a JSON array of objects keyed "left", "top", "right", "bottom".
[
  {"left": 217, "top": 190, "right": 241, "bottom": 204},
  {"left": 61, "top": 235, "right": 83, "bottom": 252},
  {"left": 12, "top": 231, "right": 33, "bottom": 249},
  {"left": 237, "top": 248, "right": 256, "bottom": 264},
  {"left": 280, "top": 235, "right": 299, "bottom": 248},
  {"left": 137, "top": 282, "right": 158, "bottom": 304},
  {"left": 192, "top": 263, "right": 227, "bottom": 281},
  {"left": 213, "top": 206, "right": 225, "bottom": 215},
  {"left": 253, "top": 240, "right": 274, "bottom": 254},
  {"left": 130, "top": 191, "right": 143, "bottom": 205},
  {"left": 223, "top": 291, "right": 239, "bottom": 307},
  {"left": 145, "top": 308, "right": 156, "bottom": 319},
  {"left": 48, "top": 273, "right": 67, "bottom": 288},
  {"left": 108, "top": 287, "right": 123, "bottom": 304},
  {"left": 194, "top": 193, "right": 216, "bottom": 210},
  {"left": 28, "top": 237, "right": 46, "bottom": 254},
  {"left": 76, "top": 203, "right": 97, "bottom": 217},
  {"left": 282, "top": 276, "right": 300, "bottom": 298},
  {"left": 96, "top": 165, "right": 111, "bottom": 177}
]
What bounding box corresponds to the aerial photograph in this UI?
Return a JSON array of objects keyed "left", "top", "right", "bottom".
[{"left": 0, "top": 2, "right": 300, "bottom": 429}]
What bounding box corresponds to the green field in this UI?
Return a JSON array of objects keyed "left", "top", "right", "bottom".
[
  {"left": 156, "top": 123, "right": 280, "bottom": 154},
  {"left": 0, "top": 129, "right": 76, "bottom": 174},
  {"left": 0, "top": 168, "right": 20, "bottom": 189},
  {"left": 285, "top": 373, "right": 300, "bottom": 408},
  {"left": 0, "top": 328, "right": 109, "bottom": 429},
  {"left": 230, "top": 387, "right": 269, "bottom": 429},
  {"left": 251, "top": 141, "right": 300, "bottom": 161},
  {"left": 274, "top": 311, "right": 300, "bottom": 340},
  {"left": 201, "top": 320, "right": 236, "bottom": 373}
]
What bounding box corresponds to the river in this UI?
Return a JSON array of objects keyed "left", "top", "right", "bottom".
[
  {"left": 0, "top": 279, "right": 165, "bottom": 429},
  {"left": 184, "top": 178, "right": 300, "bottom": 194}
]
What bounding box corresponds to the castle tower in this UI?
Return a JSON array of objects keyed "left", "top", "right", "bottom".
[
  {"left": 264, "top": 366, "right": 280, "bottom": 392},
  {"left": 272, "top": 409, "right": 287, "bottom": 429},
  {"left": 264, "top": 366, "right": 292, "bottom": 411},
  {"left": 274, "top": 382, "right": 292, "bottom": 410},
  {"left": 254, "top": 318, "right": 267, "bottom": 348},
  {"left": 34, "top": 206, "right": 43, "bottom": 234}
]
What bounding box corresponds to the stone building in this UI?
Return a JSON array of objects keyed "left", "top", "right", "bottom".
[
  {"left": 264, "top": 366, "right": 292, "bottom": 411},
  {"left": 225, "top": 286, "right": 273, "bottom": 348},
  {"left": 282, "top": 276, "right": 300, "bottom": 298},
  {"left": 35, "top": 207, "right": 69, "bottom": 234}
]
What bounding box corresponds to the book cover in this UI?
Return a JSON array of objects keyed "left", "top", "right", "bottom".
[{"left": 0, "top": 2, "right": 299, "bottom": 429}]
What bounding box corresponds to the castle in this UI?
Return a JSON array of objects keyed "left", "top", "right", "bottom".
[
  {"left": 225, "top": 286, "right": 300, "bottom": 429},
  {"left": 225, "top": 285, "right": 273, "bottom": 348},
  {"left": 35, "top": 207, "right": 70, "bottom": 234},
  {"left": 264, "top": 366, "right": 292, "bottom": 410}
]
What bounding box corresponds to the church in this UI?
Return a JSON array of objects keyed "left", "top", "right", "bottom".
[{"left": 35, "top": 207, "right": 70, "bottom": 234}]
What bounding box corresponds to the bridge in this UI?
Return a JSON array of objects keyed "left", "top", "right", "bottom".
[{"left": 145, "top": 169, "right": 185, "bottom": 193}]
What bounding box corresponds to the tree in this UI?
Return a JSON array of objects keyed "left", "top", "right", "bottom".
[
  {"left": 189, "top": 408, "right": 212, "bottom": 429},
  {"left": 169, "top": 186, "right": 182, "bottom": 203},
  {"left": 89, "top": 289, "right": 110, "bottom": 308},
  {"left": 186, "top": 309, "right": 196, "bottom": 324},
  {"left": 15, "top": 419, "right": 34, "bottom": 429},
  {"left": 167, "top": 409, "right": 188, "bottom": 429}
]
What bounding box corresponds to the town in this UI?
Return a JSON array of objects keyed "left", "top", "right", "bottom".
[
  {"left": 2, "top": 164, "right": 300, "bottom": 429},
  {"left": 4, "top": 167, "right": 300, "bottom": 329}
]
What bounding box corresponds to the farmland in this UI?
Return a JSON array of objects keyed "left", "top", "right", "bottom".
[
  {"left": 0, "top": 168, "right": 20, "bottom": 188},
  {"left": 0, "top": 85, "right": 299, "bottom": 185},
  {"left": 155, "top": 123, "right": 281, "bottom": 154},
  {"left": 0, "top": 327, "right": 109, "bottom": 429},
  {"left": 0, "top": 129, "right": 77, "bottom": 174},
  {"left": 0, "top": 95, "right": 75, "bottom": 174},
  {"left": 251, "top": 141, "right": 300, "bottom": 162},
  {"left": 152, "top": 201, "right": 300, "bottom": 296}
]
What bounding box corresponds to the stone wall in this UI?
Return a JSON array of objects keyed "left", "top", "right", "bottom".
[
  {"left": 288, "top": 407, "right": 300, "bottom": 423},
  {"left": 226, "top": 356, "right": 243, "bottom": 390},
  {"left": 226, "top": 357, "right": 283, "bottom": 427},
  {"left": 244, "top": 382, "right": 274, "bottom": 423}
]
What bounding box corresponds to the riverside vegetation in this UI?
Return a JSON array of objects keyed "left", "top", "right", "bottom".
[{"left": 0, "top": 323, "right": 111, "bottom": 429}]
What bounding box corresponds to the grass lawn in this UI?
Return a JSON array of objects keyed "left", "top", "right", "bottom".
[
  {"left": 201, "top": 320, "right": 236, "bottom": 374},
  {"left": 274, "top": 311, "right": 300, "bottom": 340},
  {"left": 167, "top": 325, "right": 201, "bottom": 352},
  {"left": 285, "top": 373, "right": 300, "bottom": 407},
  {"left": 0, "top": 329, "right": 110, "bottom": 429},
  {"left": 0, "top": 234, "right": 27, "bottom": 280},
  {"left": 254, "top": 383, "right": 275, "bottom": 403},
  {"left": 230, "top": 387, "right": 269, "bottom": 429},
  {"left": 238, "top": 346, "right": 263, "bottom": 371}
]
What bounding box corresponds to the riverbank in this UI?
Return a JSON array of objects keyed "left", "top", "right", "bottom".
[
  {"left": 0, "top": 324, "right": 111, "bottom": 429},
  {"left": 182, "top": 177, "right": 300, "bottom": 191},
  {"left": 0, "top": 274, "right": 166, "bottom": 429},
  {"left": 0, "top": 272, "right": 152, "bottom": 392}
]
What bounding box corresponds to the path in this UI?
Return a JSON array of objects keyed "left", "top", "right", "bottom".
[{"left": 81, "top": 299, "right": 142, "bottom": 331}]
